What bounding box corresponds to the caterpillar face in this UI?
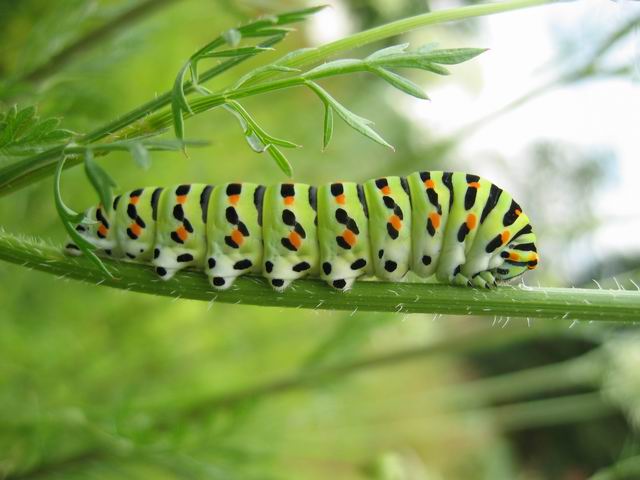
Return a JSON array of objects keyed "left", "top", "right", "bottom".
[{"left": 66, "top": 171, "right": 539, "bottom": 291}]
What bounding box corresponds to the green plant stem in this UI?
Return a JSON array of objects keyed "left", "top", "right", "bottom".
[
  {"left": 169, "top": 325, "right": 595, "bottom": 425},
  {"left": 1, "top": 232, "right": 638, "bottom": 321},
  {"left": 243, "top": 0, "right": 560, "bottom": 86},
  {"left": 492, "top": 392, "right": 615, "bottom": 431},
  {"left": 430, "top": 348, "right": 606, "bottom": 408},
  {"left": 16, "top": 0, "right": 177, "bottom": 86},
  {"left": 590, "top": 455, "right": 640, "bottom": 480},
  {"left": 0, "top": 36, "right": 283, "bottom": 196},
  {"left": 0, "top": 0, "right": 564, "bottom": 196}
]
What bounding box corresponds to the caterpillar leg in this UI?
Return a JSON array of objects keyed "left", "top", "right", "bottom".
[
  {"left": 452, "top": 272, "right": 472, "bottom": 287},
  {"left": 469, "top": 271, "right": 496, "bottom": 289},
  {"left": 479, "top": 271, "right": 497, "bottom": 288}
]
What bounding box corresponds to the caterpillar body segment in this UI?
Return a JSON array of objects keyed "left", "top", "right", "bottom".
[
  {"left": 262, "top": 183, "right": 319, "bottom": 291},
  {"left": 65, "top": 171, "right": 539, "bottom": 291},
  {"left": 114, "top": 187, "right": 159, "bottom": 262},
  {"left": 318, "top": 182, "right": 373, "bottom": 291},
  {"left": 205, "top": 183, "right": 263, "bottom": 290},
  {"left": 153, "top": 184, "right": 209, "bottom": 279},
  {"left": 365, "top": 177, "right": 412, "bottom": 281}
]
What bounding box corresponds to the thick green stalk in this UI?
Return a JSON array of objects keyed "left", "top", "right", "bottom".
[
  {"left": 1, "top": 232, "right": 638, "bottom": 321},
  {"left": 428, "top": 348, "right": 606, "bottom": 408},
  {"left": 590, "top": 455, "right": 640, "bottom": 480},
  {"left": 490, "top": 392, "right": 615, "bottom": 431},
  {"left": 0, "top": 0, "right": 563, "bottom": 196},
  {"left": 15, "top": 0, "right": 177, "bottom": 86},
  {"left": 244, "top": 0, "right": 560, "bottom": 86}
]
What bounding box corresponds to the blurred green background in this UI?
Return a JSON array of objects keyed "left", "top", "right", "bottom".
[{"left": 1, "top": 0, "right": 640, "bottom": 478}]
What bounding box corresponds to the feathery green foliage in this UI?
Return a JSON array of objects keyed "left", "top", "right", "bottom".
[{"left": 0, "top": 105, "right": 73, "bottom": 161}]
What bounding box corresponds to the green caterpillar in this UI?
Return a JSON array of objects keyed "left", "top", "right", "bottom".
[{"left": 65, "top": 171, "right": 539, "bottom": 291}]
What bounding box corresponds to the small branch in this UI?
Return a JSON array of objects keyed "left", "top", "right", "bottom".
[
  {"left": 0, "top": 36, "right": 284, "bottom": 196},
  {"left": 428, "top": 348, "right": 605, "bottom": 408},
  {"left": 1, "top": 232, "right": 638, "bottom": 321},
  {"left": 0, "top": 0, "right": 565, "bottom": 196},
  {"left": 17, "top": 0, "right": 177, "bottom": 85},
  {"left": 492, "top": 392, "right": 615, "bottom": 431},
  {"left": 243, "top": 0, "right": 561, "bottom": 86},
  {"left": 590, "top": 455, "right": 640, "bottom": 480}
]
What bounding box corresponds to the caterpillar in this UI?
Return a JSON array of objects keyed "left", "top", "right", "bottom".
[{"left": 65, "top": 171, "right": 538, "bottom": 291}]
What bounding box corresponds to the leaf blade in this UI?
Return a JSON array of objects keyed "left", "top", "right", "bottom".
[
  {"left": 372, "top": 68, "right": 429, "bottom": 99},
  {"left": 323, "top": 104, "right": 333, "bottom": 150}
]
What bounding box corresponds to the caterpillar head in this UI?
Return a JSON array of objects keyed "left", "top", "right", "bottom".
[{"left": 494, "top": 238, "right": 539, "bottom": 282}]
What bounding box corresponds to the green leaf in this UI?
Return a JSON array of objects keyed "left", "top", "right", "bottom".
[
  {"left": 232, "top": 64, "right": 300, "bottom": 90},
  {"left": 171, "top": 95, "right": 185, "bottom": 141},
  {"left": 416, "top": 62, "right": 450, "bottom": 75},
  {"left": 266, "top": 135, "right": 300, "bottom": 149},
  {"left": 304, "top": 59, "right": 363, "bottom": 78},
  {"left": 266, "top": 145, "right": 293, "bottom": 177},
  {"left": 130, "top": 143, "right": 151, "bottom": 170},
  {"left": 0, "top": 105, "right": 73, "bottom": 157},
  {"left": 365, "top": 43, "right": 409, "bottom": 61},
  {"left": 423, "top": 48, "right": 488, "bottom": 65},
  {"left": 169, "top": 5, "right": 312, "bottom": 143},
  {"left": 22, "top": 117, "right": 60, "bottom": 142},
  {"left": 223, "top": 100, "right": 298, "bottom": 175},
  {"left": 274, "top": 47, "right": 316, "bottom": 66},
  {"left": 83, "top": 149, "right": 117, "bottom": 211},
  {"left": 189, "top": 60, "right": 199, "bottom": 89},
  {"left": 323, "top": 104, "right": 333, "bottom": 150},
  {"left": 242, "top": 28, "right": 293, "bottom": 38},
  {"left": 372, "top": 68, "right": 429, "bottom": 99},
  {"left": 275, "top": 5, "right": 327, "bottom": 24},
  {"left": 40, "top": 128, "right": 74, "bottom": 143},
  {"left": 307, "top": 82, "right": 394, "bottom": 151},
  {"left": 200, "top": 46, "right": 274, "bottom": 59},
  {"left": 54, "top": 156, "right": 112, "bottom": 277},
  {"left": 368, "top": 55, "right": 451, "bottom": 74},
  {"left": 13, "top": 105, "right": 37, "bottom": 137},
  {"left": 173, "top": 63, "right": 192, "bottom": 114}
]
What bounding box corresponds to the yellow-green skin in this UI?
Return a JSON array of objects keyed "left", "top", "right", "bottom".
[
  {"left": 204, "top": 183, "right": 263, "bottom": 288},
  {"left": 66, "top": 171, "right": 539, "bottom": 291},
  {"left": 317, "top": 182, "right": 372, "bottom": 290}
]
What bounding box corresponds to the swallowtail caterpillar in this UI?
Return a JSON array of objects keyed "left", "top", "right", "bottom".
[{"left": 66, "top": 171, "right": 539, "bottom": 291}]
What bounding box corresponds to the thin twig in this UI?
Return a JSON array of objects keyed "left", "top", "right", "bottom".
[
  {"left": 0, "top": 0, "right": 562, "bottom": 196},
  {"left": 18, "top": 0, "right": 177, "bottom": 85}
]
